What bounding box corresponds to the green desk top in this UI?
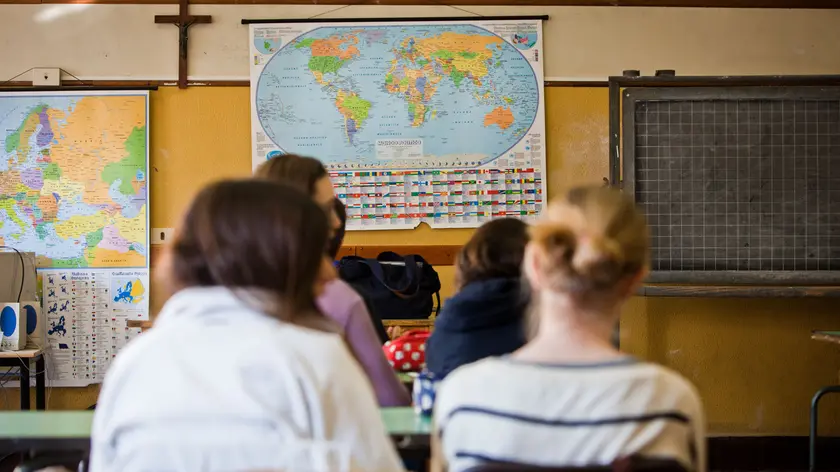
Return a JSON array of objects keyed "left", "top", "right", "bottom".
[
  {"left": 0, "top": 412, "right": 93, "bottom": 439},
  {"left": 0, "top": 408, "right": 431, "bottom": 439},
  {"left": 814, "top": 331, "right": 840, "bottom": 337},
  {"left": 813, "top": 331, "right": 840, "bottom": 345},
  {"left": 380, "top": 407, "right": 432, "bottom": 435},
  {"left": 397, "top": 372, "right": 416, "bottom": 383}
]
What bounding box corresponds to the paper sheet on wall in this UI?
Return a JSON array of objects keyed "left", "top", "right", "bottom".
[
  {"left": 249, "top": 20, "right": 546, "bottom": 229},
  {"left": 0, "top": 91, "right": 150, "bottom": 387},
  {"left": 40, "top": 270, "right": 147, "bottom": 387}
]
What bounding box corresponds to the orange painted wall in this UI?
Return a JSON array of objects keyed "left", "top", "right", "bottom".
[{"left": 4, "top": 86, "right": 839, "bottom": 437}]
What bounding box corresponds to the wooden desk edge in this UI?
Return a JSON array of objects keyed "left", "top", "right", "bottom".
[
  {"left": 0, "top": 349, "right": 44, "bottom": 359},
  {"left": 812, "top": 331, "right": 840, "bottom": 345},
  {"left": 132, "top": 318, "right": 433, "bottom": 330}
]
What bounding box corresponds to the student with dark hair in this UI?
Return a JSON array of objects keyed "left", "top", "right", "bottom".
[
  {"left": 90, "top": 180, "right": 404, "bottom": 472},
  {"left": 328, "top": 197, "right": 391, "bottom": 345},
  {"left": 413, "top": 218, "right": 529, "bottom": 416},
  {"left": 256, "top": 152, "right": 341, "bottom": 231},
  {"left": 425, "top": 218, "right": 530, "bottom": 379},
  {"left": 257, "top": 155, "right": 410, "bottom": 407},
  {"left": 328, "top": 197, "right": 348, "bottom": 260},
  {"left": 433, "top": 186, "right": 705, "bottom": 472}
]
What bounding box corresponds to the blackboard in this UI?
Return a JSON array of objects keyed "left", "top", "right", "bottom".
[{"left": 622, "top": 87, "right": 840, "bottom": 285}]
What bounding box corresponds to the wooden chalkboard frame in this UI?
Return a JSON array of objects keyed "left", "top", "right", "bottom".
[{"left": 622, "top": 86, "right": 840, "bottom": 286}]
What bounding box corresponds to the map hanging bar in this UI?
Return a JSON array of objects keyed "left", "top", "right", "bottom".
[
  {"left": 241, "top": 15, "right": 549, "bottom": 24},
  {"left": 0, "top": 86, "right": 159, "bottom": 93}
]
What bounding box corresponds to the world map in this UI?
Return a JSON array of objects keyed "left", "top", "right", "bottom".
[
  {"left": 254, "top": 24, "right": 541, "bottom": 167},
  {"left": 0, "top": 94, "right": 148, "bottom": 268}
]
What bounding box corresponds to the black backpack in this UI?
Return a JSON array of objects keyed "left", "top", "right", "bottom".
[{"left": 338, "top": 252, "right": 441, "bottom": 324}]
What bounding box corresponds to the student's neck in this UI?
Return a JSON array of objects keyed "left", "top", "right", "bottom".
[{"left": 514, "top": 297, "right": 621, "bottom": 364}]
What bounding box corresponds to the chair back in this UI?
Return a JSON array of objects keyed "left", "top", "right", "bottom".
[{"left": 463, "top": 456, "right": 688, "bottom": 472}]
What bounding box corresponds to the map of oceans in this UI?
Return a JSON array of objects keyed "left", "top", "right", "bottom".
[
  {"left": 0, "top": 94, "right": 148, "bottom": 268},
  {"left": 255, "top": 24, "right": 540, "bottom": 167}
]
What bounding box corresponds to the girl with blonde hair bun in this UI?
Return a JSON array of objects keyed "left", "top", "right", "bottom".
[{"left": 433, "top": 185, "right": 706, "bottom": 472}]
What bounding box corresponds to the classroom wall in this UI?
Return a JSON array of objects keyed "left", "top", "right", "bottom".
[
  {"left": 147, "top": 87, "right": 840, "bottom": 436},
  {"left": 1, "top": 5, "right": 840, "bottom": 81},
  {"left": 5, "top": 86, "right": 840, "bottom": 437},
  {"left": 1, "top": 3, "right": 839, "bottom": 436}
]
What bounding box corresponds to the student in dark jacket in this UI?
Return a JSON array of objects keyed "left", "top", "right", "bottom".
[{"left": 425, "top": 218, "right": 530, "bottom": 379}]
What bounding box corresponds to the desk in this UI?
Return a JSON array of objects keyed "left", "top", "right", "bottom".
[
  {"left": 812, "top": 330, "right": 840, "bottom": 345},
  {"left": 0, "top": 349, "right": 46, "bottom": 410},
  {"left": 382, "top": 407, "right": 432, "bottom": 465},
  {"left": 0, "top": 408, "right": 432, "bottom": 457},
  {"left": 381, "top": 407, "right": 432, "bottom": 437},
  {"left": 397, "top": 372, "right": 416, "bottom": 392},
  {"left": 810, "top": 331, "right": 840, "bottom": 472},
  {"left": 0, "top": 412, "right": 91, "bottom": 454}
]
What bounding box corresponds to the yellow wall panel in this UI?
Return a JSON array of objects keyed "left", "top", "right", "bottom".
[
  {"left": 149, "top": 87, "right": 253, "bottom": 228},
  {"left": 6, "top": 85, "right": 839, "bottom": 437}
]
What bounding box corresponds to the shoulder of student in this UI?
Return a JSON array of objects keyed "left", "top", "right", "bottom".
[
  {"left": 433, "top": 357, "right": 507, "bottom": 419},
  {"left": 438, "top": 356, "right": 504, "bottom": 387},
  {"left": 255, "top": 318, "right": 354, "bottom": 366},
  {"left": 323, "top": 279, "right": 366, "bottom": 306},
  {"left": 433, "top": 357, "right": 703, "bottom": 419},
  {"left": 113, "top": 312, "right": 354, "bottom": 382},
  {"left": 318, "top": 279, "right": 367, "bottom": 326}
]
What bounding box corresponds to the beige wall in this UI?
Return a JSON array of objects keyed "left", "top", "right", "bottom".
[{"left": 0, "top": 5, "right": 838, "bottom": 81}]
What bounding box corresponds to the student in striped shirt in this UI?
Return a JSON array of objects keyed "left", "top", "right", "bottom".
[{"left": 433, "top": 185, "right": 706, "bottom": 472}]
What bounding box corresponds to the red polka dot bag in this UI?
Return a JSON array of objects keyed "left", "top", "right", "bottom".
[{"left": 383, "top": 329, "right": 430, "bottom": 372}]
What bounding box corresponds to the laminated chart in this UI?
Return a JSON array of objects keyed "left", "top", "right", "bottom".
[
  {"left": 42, "top": 270, "right": 146, "bottom": 385},
  {"left": 0, "top": 91, "right": 150, "bottom": 386},
  {"left": 250, "top": 20, "right": 546, "bottom": 229}
]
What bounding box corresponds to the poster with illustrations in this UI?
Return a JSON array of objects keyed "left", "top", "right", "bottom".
[{"left": 250, "top": 20, "right": 545, "bottom": 229}]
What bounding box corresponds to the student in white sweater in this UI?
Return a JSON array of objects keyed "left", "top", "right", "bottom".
[
  {"left": 433, "top": 185, "right": 706, "bottom": 472},
  {"left": 90, "top": 180, "right": 404, "bottom": 472}
]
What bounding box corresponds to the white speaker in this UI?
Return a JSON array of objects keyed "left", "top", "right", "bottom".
[
  {"left": 0, "top": 303, "right": 26, "bottom": 351},
  {"left": 23, "top": 301, "right": 44, "bottom": 350}
]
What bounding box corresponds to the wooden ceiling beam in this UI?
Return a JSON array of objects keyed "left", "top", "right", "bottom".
[{"left": 7, "top": 0, "right": 840, "bottom": 8}]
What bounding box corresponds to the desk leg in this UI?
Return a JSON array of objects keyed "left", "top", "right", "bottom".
[
  {"left": 20, "top": 358, "right": 31, "bottom": 410},
  {"left": 35, "top": 355, "right": 46, "bottom": 410}
]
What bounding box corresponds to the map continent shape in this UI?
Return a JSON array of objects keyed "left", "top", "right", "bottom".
[
  {"left": 255, "top": 24, "right": 540, "bottom": 168},
  {"left": 0, "top": 95, "right": 148, "bottom": 268}
]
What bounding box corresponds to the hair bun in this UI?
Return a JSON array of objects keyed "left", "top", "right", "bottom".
[
  {"left": 529, "top": 185, "right": 648, "bottom": 301},
  {"left": 570, "top": 236, "right": 624, "bottom": 288},
  {"left": 532, "top": 221, "right": 627, "bottom": 292},
  {"left": 531, "top": 222, "right": 577, "bottom": 272}
]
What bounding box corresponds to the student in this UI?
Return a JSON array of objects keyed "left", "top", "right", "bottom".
[
  {"left": 433, "top": 186, "right": 706, "bottom": 472},
  {"left": 425, "top": 218, "right": 529, "bottom": 378},
  {"left": 329, "top": 196, "right": 390, "bottom": 344},
  {"left": 90, "top": 180, "right": 404, "bottom": 472},
  {"left": 257, "top": 154, "right": 410, "bottom": 407},
  {"left": 328, "top": 197, "right": 348, "bottom": 264}
]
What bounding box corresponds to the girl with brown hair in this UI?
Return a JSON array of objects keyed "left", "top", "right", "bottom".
[
  {"left": 90, "top": 180, "right": 404, "bottom": 472},
  {"left": 433, "top": 185, "right": 706, "bottom": 472},
  {"left": 256, "top": 154, "right": 410, "bottom": 407},
  {"left": 425, "top": 218, "right": 530, "bottom": 379}
]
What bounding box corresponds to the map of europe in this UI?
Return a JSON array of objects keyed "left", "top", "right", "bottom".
[
  {"left": 113, "top": 278, "right": 146, "bottom": 305},
  {"left": 254, "top": 24, "right": 541, "bottom": 167},
  {"left": 0, "top": 94, "right": 148, "bottom": 268}
]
